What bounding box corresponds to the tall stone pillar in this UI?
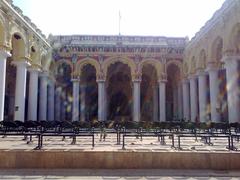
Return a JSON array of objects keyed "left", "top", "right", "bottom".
[
  {"left": 27, "top": 68, "right": 39, "bottom": 121},
  {"left": 12, "top": 60, "right": 29, "bottom": 121},
  {"left": 72, "top": 79, "right": 80, "bottom": 121},
  {"left": 80, "top": 85, "right": 86, "bottom": 121},
  {"left": 61, "top": 91, "right": 66, "bottom": 121},
  {"left": 104, "top": 85, "right": 108, "bottom": 121},
  {"left": 98, "top": 80, "right": 106, "bottom": 121},
  {"left": 153, "top": 86, "right": 158, "bottom": 122},
  {"left": 207, "top": 65, "right": 220, "bottom": 123},
  {"left": 39, "top": 72, "right": 48, "bottom": 121},
  {"left": 223, "top": 56, "right": 240, "bottom": 123},
  {"left": 189, "top": 75, "right": 198, "bottom": 122},
  {"left": 182, "top": 79, "right": 190, "bottom": 121},
  {"left": 198, "top": 70, "right": 208, "bottom": 122},
  {"left": 173, "top": 87, "right": 178, "bottom": 118},
  {"left": 133, "top": 79, "right": 141, "bottom": 122},
  {"left": 177, "top": 83, "right": 183, "bottom": 119},
  {"left": 0, "top": 49, "right": 10, "bottom": 121},
  {"left": 159, "top": 80, "right": 166, "bottom": 122},
  {"left": 55, "top": 87, "right": 61, "bottom": 121},
  {"left": 47, "top": 79, "right": 55, "bottom": 121}
]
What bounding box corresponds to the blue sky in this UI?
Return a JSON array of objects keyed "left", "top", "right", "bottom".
[{"left": 13, "top": 0, "right": 225, "bottom": 39}]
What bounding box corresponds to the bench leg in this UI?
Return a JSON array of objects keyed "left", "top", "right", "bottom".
[
  {"left": 172, "top": 135, "right": 175, "bottom": 148},
  {"left": 122, "top": 135, "right": 125, "bottom": 150},
  {"left": 71, "top": 136, "right": 76, "bottom": 145},
  {"left": 34, "top": 135, "right": 42, "bottom": 150},
  {"left": 27, "top": 135, "right": 33, "bottom": 144}
]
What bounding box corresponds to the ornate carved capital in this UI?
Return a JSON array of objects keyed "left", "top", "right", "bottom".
[
  {"left": 206, "top": 61, "right": 219, "bottom": 71},
  {"left": 158, "top": 73, "right": 167, "bottom": 82},
  {"left": 96, "top": 72, "right": 106, "bottom": 82},
  {"left": 132, "top": 73, "right": 142, "bottom": 82}
]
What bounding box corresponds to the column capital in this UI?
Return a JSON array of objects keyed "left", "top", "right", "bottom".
[
  {"left": 206, "top": 62, "right": 219, "bottom": 72},
  {"left": 39, "top": 71, "right": 49, "bottom": 78},
  {"left": 188, "top": 74, "right": 197, "bottom": 80},
  {"left": 196, "top": 69, "right": 207, "bottom": 76},
  {"left": 96, "top": 72, "right": 106, "bottom": 82},
  {"left": 182, "top": 78, "right": 189, "bottom": 84},
  {"left": 132, "top": 73, "right": 142, "bottom": 82},
  {"left": 222, "top": 55, "right": 240, "bottom": 65},
  {"left": 158, "top": 73, "right": 167, "bottom": 82},
  {"left": 0, "top": 49, "right": 11, "bottom": 59},
  {"left": 28, "top": 66, "right": 41, "bottom": 73},
  {"left": 158, "top": 79, "right": 167, "bottom": 83},
  {"left": 11, "top": 60, "right": 30, "bottom": 67},
  {"left": 97, "top": 79, "right": 105, "bottom": 83},
  {"left": 71, "top": 78, "right": 80, "bottom": 82}
]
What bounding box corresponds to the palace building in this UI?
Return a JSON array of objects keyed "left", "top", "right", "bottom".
[{"left": 0, "top": 0, "right": 239, "bottom": 123}]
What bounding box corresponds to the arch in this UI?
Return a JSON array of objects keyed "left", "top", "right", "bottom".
[
  {"left": 197, "top": 49, "right": 207, "bottom": 70},
  {"left": 211, "top": 36, "right": 223, "bottom": 62},
  {"left": 75, "top": 57, "right": 100, "bottom": 78},
  {"left": 227, "top": 23, "right": 240, "bottom": 54},
  {"left": 166, "top": 60, "right": 182, "bottom": 78},
  {"left": 139, "top": 59, "right": 163, "bottom": 80},
  {"left": 103, "top": 56, "right": 136, "bottom": 78},
  {"left": 166, "top": 62, "right": 182, "bottom": 120},
  {"left": 54, "top": 59, "right": 73, "bottom": 75}
]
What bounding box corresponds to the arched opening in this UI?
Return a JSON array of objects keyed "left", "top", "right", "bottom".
[
  {"left": 4, "top": 57, "right": 16, "bottom": 120},
  {"left": 140, "top": 64, "right": 158, "bottom": 121},
  {"left": 106, "top": 62, "right": 132, "bottom": 121},
  {"left": 80, "top": 64, "right": 98, "bottom": 121},
  {"left": 211, "top": 37, "right": 228, "bottom": 122},
  {"left": 166, "top": 63, "right": 181, "bottom": 121},
  {"left": 55, "top": 62, "right": 72, "bottom": 121}
]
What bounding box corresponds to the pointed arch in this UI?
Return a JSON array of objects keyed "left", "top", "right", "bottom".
[
  {"left": 139, "top": 58, "right": 163, "bottom": 80},
  {"left": 211, "top": 36, "right": 223, "bottom": 62},
  {"left": 75, "top": 57, "right": 100, "bottom": 78},
  {"left": 197, "top": 49, "right": 207, "bottom": 70},
  {"left": 103, "top": 56, "right": 136, "bottom": 78},
  {"left": 54, "top": 59, "right": 73, "bottom": 75},
  {"left": 166, "top": 60, "right": 183, "bottom": 78}
]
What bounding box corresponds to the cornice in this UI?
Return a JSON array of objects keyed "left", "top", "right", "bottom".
[{"left": 1, "top": 0, "right": 51, "bottom": 49}]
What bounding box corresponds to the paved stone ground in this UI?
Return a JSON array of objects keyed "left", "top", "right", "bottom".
[
  {"left": 0, "top": 134, "right": 240, "bottom": 179},
  {"left": 0, "top": 169, "right": 239, "bottom": 179},
  {"left": 0, "top": 133, "right": 239, "bottom": 152}
]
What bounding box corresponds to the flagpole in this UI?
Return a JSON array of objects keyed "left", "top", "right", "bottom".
[{"left": 119, "top": 11, "right": 121, "bottom": 36}]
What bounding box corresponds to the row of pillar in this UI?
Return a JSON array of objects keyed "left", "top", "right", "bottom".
[
  {"left": 0, "top": 49, "right": 55, "bottom": 121},
  {"left": 182, "top": 56, "right": 240, "bottom": 123},
  {"left": 72, "top": 78, "right": 167, "bottom": 122}
]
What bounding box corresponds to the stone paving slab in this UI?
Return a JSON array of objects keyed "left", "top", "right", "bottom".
[{"left": 0, "top": 169, "right": 239, "bottom": 180}]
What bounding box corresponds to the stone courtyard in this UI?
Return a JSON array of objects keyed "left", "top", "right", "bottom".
[{"left": 0, "top": 134, "right": 239, "bottom": 152}]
